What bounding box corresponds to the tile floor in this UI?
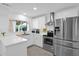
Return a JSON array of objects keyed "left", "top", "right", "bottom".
[{"left": 27, "top": 45, "right": 53, "bottom": 56}]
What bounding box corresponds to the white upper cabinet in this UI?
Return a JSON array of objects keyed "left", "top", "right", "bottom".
[{"left": 32, "top": 16, "right": 46, "bottom": 29}]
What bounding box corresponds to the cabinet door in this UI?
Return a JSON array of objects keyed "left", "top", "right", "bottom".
[
  {"left": 34, "top": 34, "right": 43, "bottom": 47},
  {"left": 22, "top": 34, "right": 34, "bottom": 47}
]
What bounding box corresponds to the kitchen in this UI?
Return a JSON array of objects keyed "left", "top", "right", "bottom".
[{"left": 0, "top": 3, "right": 79, "bottom": 56}]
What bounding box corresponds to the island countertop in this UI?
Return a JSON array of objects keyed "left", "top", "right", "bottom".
[{"left": 1, "top": 36, "right": 28, "bottom": 47}]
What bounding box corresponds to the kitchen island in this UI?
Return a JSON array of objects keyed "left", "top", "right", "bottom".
[{"left": 0, "top": 35, "right": 28, "bottom": 56}]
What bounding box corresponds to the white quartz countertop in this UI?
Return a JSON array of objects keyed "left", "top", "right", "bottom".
[
  {"left": 1, "top": 36, "right": 28, "bottom": 47},
  {"left": 0, "top": 32, "right": 46, "bottom": 47}
]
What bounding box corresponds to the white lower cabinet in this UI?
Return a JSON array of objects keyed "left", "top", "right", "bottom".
[
  {"left": 19, "top": 34, "right": 43, "bottom": 48},
  {"left": 6, "top": 42, "right": 27, "bottom": 56},
  {"left": 20, "top": 34, "right": 35, "bottom": 47},
  {"left": 33, "top": 34, "right": 43, "bottom": 48}
]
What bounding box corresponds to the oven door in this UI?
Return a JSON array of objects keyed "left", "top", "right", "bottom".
[{"left": 44, "top": 38, "right": 53, "bottom": 46}]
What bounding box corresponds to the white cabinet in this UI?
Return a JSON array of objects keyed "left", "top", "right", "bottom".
[
  {"left": 33, "top": 34, "right": 43, "bottom": 48},
  {"left": 6, "top": 42, "right": 27, "bottom": 56},
  {"left": 0, "top": 36, "right": 28, "bottom": 56},
  {"left": 16, "top": 33, "right": 43, "bottom": 48},
  {"left": 32, "top": 16, "right": 46, "bottom": 29},
  {"left": 20, "top": 34, "right": 34, "bottom": 47}
]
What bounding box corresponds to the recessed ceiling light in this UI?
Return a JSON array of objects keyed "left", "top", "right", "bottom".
[
  {"left": 23, "top": 13, "right": 26, "bottom": 15},
  {"left": 33, "top": 7, "right": 37, "bottom": 10}
]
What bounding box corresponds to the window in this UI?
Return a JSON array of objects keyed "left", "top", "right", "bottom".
[{"left": 16, "top": 21, "right": 29, "bottom": 32}]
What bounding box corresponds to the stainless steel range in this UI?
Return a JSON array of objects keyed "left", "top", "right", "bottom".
[{"left": 43, "top": 31, "right": 53, "bottom": 53}]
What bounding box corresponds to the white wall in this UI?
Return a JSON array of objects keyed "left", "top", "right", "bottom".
[
  {"left": 0, "top": 5, "right": 79, "bottom": 32},
  {"left": 0, "top": 5, "right": 20, "bottom": 32},
  {"left": 0, "top": 5, "right": 31, "bottom": 33},
  {"left": 0, "top": 6, "right": 9, "bottom": 32},
  {"left": 55, "top": 7, "right": 79, "bottom": 19},
  {"left": 32, "top": 14, "right": 54, "bottom": 31}
]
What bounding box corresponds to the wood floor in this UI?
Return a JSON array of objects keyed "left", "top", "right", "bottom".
[{"left": 27, "top": 45, "right": 53, "bottom": 56}]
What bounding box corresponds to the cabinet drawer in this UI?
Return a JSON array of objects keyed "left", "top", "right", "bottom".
[{"left": 43, "top": 44, "right": 53, "bottom": 53}]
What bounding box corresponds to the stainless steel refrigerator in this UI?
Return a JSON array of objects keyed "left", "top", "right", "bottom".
[{"left": 53, "top": 16, "right": 79, "bottom": 56}]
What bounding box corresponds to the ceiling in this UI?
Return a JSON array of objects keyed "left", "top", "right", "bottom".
[{"left": 1, "top": 3, "right": 79, "bottom": 18}]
